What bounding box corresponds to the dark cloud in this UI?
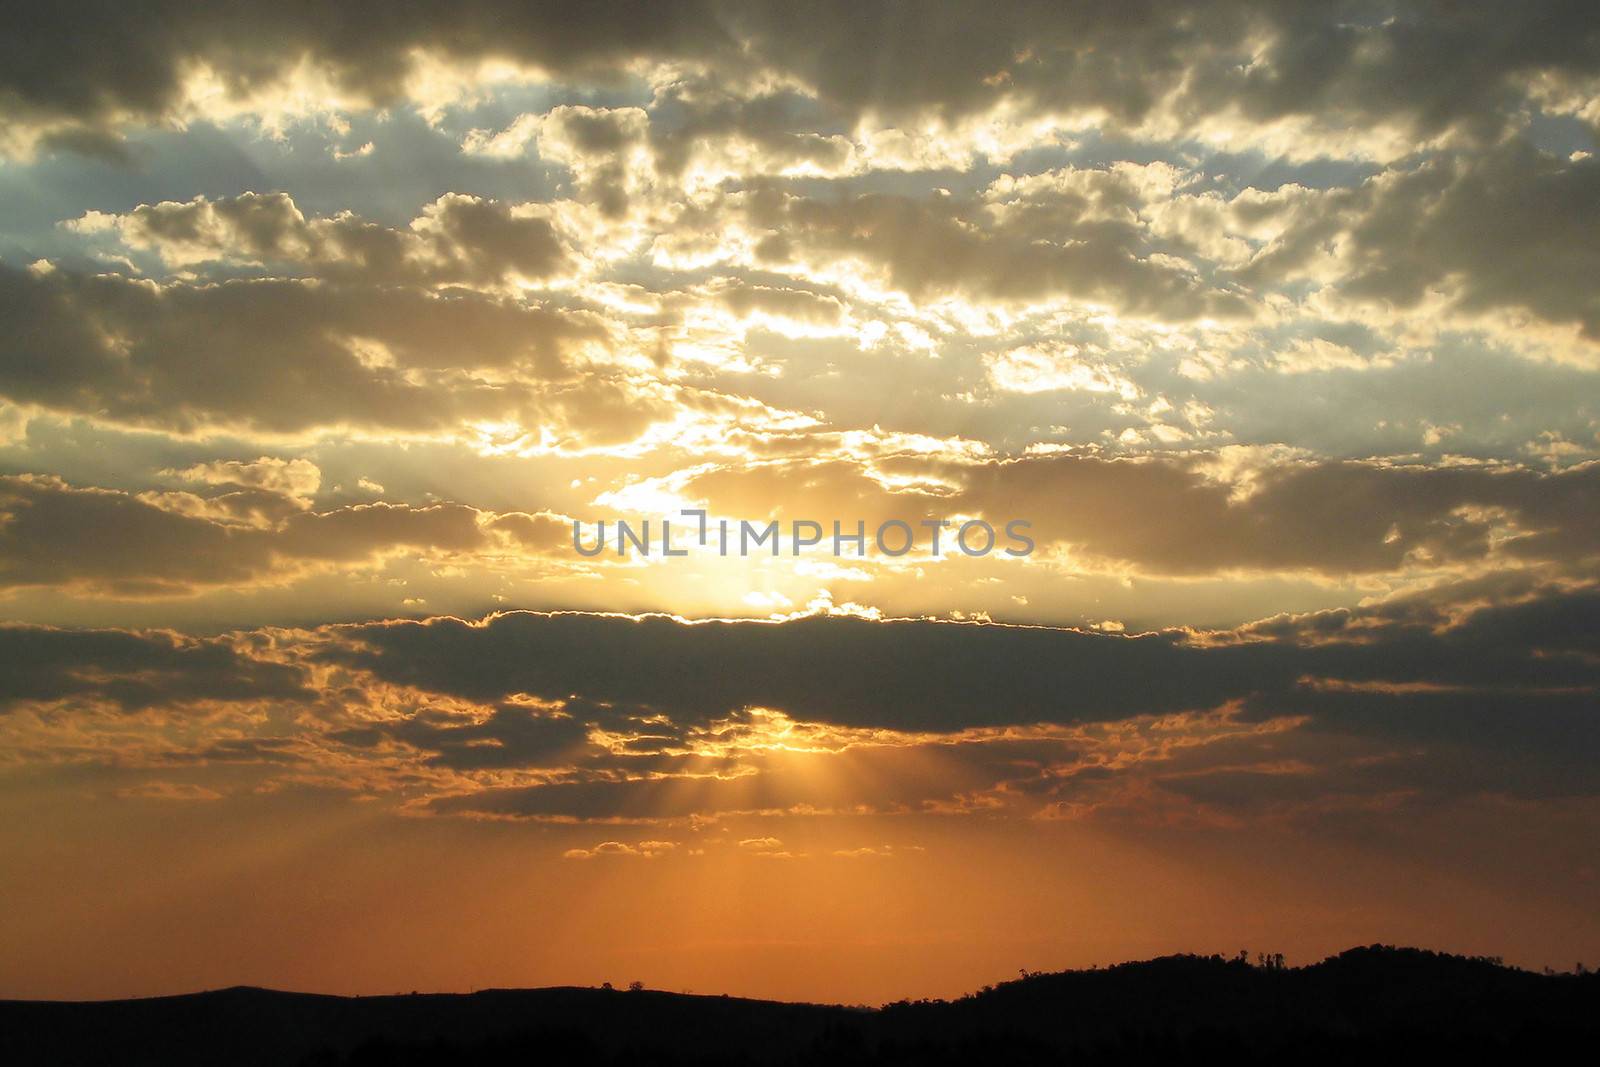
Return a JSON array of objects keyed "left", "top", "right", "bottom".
[
  {"left": 3, "top": 575, "right": 1595, "bottom": 819},
  {"left": 0, "top": 264, "right": 600, "bottom": 433},
  {"left": 735, "top": 182, "right": 1251, "bottom": 319},
  {"left": 616, "top": 78, "right": 858, "bottom": 190},
  {"left": 685, "top": 452, "right": 1600, "bottom": 577},
  {"left": 327, "top": 611, "right": 1215, "bottom": 730},
  {"left": 5, "top": 449, "right": 1594, "bottom": 601},
  {"left": 1232, "top": 139, "right": 1600, "bottom": 339},
  {"left": 1338, "top": 142, "right": 1600, "bottom": 339},
  {"left": 8, "top": 3, "right": 1597, "bottom": 157},
  {"left": 325, "top": 583, "right": 1600, "bottom": 739},
  {"left": 725, "top": 1, "right": 1600, "bottom": 137},
  {"left": 965, "top": 453, "right": 1600, "bottom": 575},
  {"left": 97, "top": 192, "right": 572, "bottom": 287},
  {"left": 708, "top": 280, "right": 845, "bottom": 327},
  {"left": 0, "top": 1, "right": 727, "bottom": 145},
  {"left": 0, "top": 624, "right": 309, "bottom": 712},
  {"left": 318, "top": 581, "right": 1600, "bottom": 817},
  {"left": 330, "top": 702, "right": 592, "bottom": 770},
  {"left": 0, "top": 475, "right": 492, "bottom": 595}
]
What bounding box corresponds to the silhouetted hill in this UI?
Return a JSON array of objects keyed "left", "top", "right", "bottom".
[{"left": 2, "top": 946, "right": 1595, "bottom": 1065}]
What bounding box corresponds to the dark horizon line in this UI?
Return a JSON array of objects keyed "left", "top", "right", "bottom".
[{"left": 7, "top": 943, "right": 1593, "bottom": 1008}]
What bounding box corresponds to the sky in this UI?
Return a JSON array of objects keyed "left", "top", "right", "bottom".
[{"left": 1, "top": 1, "right": 1598, "bottom": 1003}]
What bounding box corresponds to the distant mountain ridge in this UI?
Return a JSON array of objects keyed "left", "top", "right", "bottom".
[{"left": 3, "top": 946, "right": 1596, "bottom": 1065}]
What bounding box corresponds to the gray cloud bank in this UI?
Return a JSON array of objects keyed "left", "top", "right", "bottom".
[
  {"left": 3, "top": 573, "right": 1595, "bottom": 823},
  {"left": 7, "top": 2, "right": 1600, "bottom": 153}
]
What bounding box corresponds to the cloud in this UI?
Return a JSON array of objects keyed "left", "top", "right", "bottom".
[
  {"left": 1334, "top": 141, "right": 1600, "bottom": 341},
  {"left": 0, "top": 263, "right": 602, "bottom": 434},
  {"left": 984, "top": 344, "right": 1142, "bottom": 398},
  {"left": 73, "top": 192, "right": 572, "bottom": 288},
  {"left": 115, "top": 780, "right": 224, "bottom": 801},
  {"left": 2, "top": 570, "right": 1596, "bottom": 824},
  {"left": 562, "top": 839, "right": 677, "bottom": 860},
  {"left": 702, "top": 179, "right": 1253, "bottom": 320},
  {"left": 0, "top": 624, "right": 310, "bottom": 713},
  {"left": 0, "top": 2, "right": 729, "bottom": 156},
  {"left": 737, "top": 836, "right": 799, "bottom": 858},
  {"left": 168, "top": 457, "right": 322, "bottom": 502},
  {"left": 833, "top": 845, "right": 921, "bottom": 858},
  {"left": 681, "top": 451, "right": 1600, "bottom": 577},
  {"left": 0, "top": 474, "right": 510, "bottom": 596},
  {"left": 10, "top": 3, "right": 1598, "bottom": 163},
  {"left": 1, "top": 1, "right": 1598, "bottom": 847},
  {"left": 330, "top": 701, "right": 591, "bottom": 771},
  {"left": 322, "top": 578, "right": 1600, "bottom": 750},
  {"left": 5, "top": 445, "right": 1596, "bottom": 616}
]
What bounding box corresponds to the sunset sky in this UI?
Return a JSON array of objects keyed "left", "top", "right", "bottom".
[{"left": 2, "top": 2, "right": 1598, "bottom": 1003}]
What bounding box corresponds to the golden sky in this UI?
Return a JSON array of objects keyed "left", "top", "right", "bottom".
[{"left": 1, "top": 1, "right": 1598, "bottom": 1002}]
